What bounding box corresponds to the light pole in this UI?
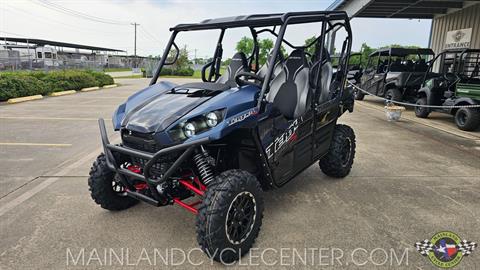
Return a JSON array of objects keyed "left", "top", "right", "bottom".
[{"left": 131, "top": 22, "right": 140, "bottom": 68}]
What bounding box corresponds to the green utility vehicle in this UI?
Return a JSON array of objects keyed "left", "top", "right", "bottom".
[{"left": 416, "top": 49, "right": 480, "bottom": 131}]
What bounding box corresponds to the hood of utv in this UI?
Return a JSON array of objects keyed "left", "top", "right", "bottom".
[{"left": 122, "top": 92, "right": 211, "bottom": 133}]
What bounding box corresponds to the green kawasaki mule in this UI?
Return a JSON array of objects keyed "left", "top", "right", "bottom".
[{"left": 416, "top": 49, "right": 480, "bottom": 131}]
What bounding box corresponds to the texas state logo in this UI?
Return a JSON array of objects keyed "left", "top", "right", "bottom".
[{"left": 415, "top": 231, "right": 477, "bottom": 268}]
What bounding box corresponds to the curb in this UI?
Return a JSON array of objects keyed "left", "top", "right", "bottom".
[
  {"left": 80, "top": 86, "right": 100, "bottom": 92},
  {"left": 7, "top": 95, "right": 43, "bottom": 104},
  {"left": 49, "top": 90, "right": 77, "bottom": 97},
  {"left": 102, "top": 84, "right": 118, "bottom": 89}
]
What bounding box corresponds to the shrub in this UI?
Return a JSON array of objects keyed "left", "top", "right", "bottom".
[
  {"left": 158, "top": 67, "right": 194, "bottom": 76},
  {"left": 175, "top": 68, "right": 194, "bottom": 76},
  {"left": 41, "top": 70, "right": 97, "bottom": 91},
  {"left": 0, "top": 75, "right": 49, "bottom": 101},
  {"left": 0, "top": 70, "right": 115, "bottom": 101},
  {"left": 85, "top": 70, "right": 114, "bottom": 86},
  {"left": 159, "top": 68, "right": 174, "bottom": 76}
]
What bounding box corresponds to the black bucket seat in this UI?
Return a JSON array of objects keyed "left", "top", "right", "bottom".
[
  {"left": 266, "top": 49, "right": 310, "bottom": 119},
  {"left": 256, "top": 53, "right": 284, "bottom": 80},
  {"left": 216, "top": 52, "right": 249, "bottom": 87}
]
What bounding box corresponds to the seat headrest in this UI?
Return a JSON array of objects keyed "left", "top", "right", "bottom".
[
  {"left": 288, "top": 49, "right": 307, "bottom": 62},
  {"left": 266, "top": 52, "right": 285, "bottom": 66},
  {"left": 230, "top": 52, "right": 248, "bottom": 69},
  {"left": 285, "top": 50, "right": 308, "bottom": 70}
]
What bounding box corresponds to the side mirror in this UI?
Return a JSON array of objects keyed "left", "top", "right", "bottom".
[{"left": 164, "top": 44, "right": 179, "bottom": 65}]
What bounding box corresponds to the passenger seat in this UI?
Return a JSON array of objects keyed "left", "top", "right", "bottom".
[
  {"left": 216, "top": 52, "right": 249, "bottom": 87},
  {"left": 256, "top": 53, "right": 284, "bottom": 80},
  {"left": 266, "top": 50, "right": 310, "bottom": 119}
]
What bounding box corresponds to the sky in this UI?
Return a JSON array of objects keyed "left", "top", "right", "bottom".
[{"left": 0, "top": 0, "right": 432, "bottom": 58}]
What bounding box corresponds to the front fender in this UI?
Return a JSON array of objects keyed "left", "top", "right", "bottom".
[
  {"left": 417, "top": 86, "right": 430, "bottom": 98},
  {"left": 454, "top": 97, "right": 478, "bottom": 106}
]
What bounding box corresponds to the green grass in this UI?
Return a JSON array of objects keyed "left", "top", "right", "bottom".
[
  {"left": 168, "top": 67, "right": 225, "bottom": 79},
  {"left": 115, "top": 67, "right": 226, "bottom": 80},
  {"left": 114, "top": 75, "right": 144, "bottom": 79},
  {"left": 103, "top": 68, "right": 132, "bottom": 72}
]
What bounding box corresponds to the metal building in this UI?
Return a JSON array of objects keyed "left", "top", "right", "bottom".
[{"left": 327, "top": 0, "right": 480, "bottom": 54}]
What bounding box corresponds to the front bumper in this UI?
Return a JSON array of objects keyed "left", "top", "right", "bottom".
[{"left": 98, "top": 118, "right": 210, "bottom": 204}]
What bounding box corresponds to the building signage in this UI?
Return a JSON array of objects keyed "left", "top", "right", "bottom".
[{"left": 445, "top": 28, "right": 472, "bottom": 49}]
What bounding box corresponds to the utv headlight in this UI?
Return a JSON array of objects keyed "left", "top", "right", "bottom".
[
  {"left": 206, "top": 112, "right": 219, "bottom": 127},
  {"left": 183, "top": 122, "right": 196, "bottom": 138},
  {"left": 169, "top": 109, "right": 225, "bottom": 142}
]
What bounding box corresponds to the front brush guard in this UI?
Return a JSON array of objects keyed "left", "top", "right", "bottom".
[{"left": 98, "top": 118, "right": 210, "bottom": 205}]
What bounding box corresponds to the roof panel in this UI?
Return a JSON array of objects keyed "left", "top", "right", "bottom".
[
  {"left": 370, "top": 47, "right": 435, "bottom": 56},
  {"left": 171, "top": 11, "right": 349, "bottom": 31}
]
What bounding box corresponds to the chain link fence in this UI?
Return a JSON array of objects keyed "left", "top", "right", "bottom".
[{"left": 0, "top": 53, "right": 159, "bottom": 73}]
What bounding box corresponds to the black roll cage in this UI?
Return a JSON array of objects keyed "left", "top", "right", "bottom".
[
  {"left": 149, "top": 11, "right": 352, "bottom": 112},
  {"left": 421, "top": 48, "right": 480, "bottom": 84},
  {"left": 365, "top": 48, "right": 435, "bottom": 74}
]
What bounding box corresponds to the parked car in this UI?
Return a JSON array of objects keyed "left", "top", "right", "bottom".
[
  {"left": 88, "top": 11, "right": 356, "bottom": 263},
  {"left": 415, "top": 49, "right": 480, "bottom": 131},
  {"left": 356, "top": 47, "right": 435, "bottom": 101}
]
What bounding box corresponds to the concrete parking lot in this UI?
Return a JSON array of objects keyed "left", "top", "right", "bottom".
[{"left": 0, "top": 78, "right": 479, "bottom": 269}]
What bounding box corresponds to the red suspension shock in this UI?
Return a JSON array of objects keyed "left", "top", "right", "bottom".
[{"left": 173, "top": 177, "right": 206, "bottom": 214}]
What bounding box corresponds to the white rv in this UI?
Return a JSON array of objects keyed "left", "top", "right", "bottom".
[{"left": 33, "top": 46, "right": 59, "bottom": 67}]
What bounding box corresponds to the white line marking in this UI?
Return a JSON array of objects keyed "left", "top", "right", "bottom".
[
  {"left": 0, "top": 137, "right": 119, "bottom": 217},
  {"left": 0, "top": 143, "right": 72, "bottom": 147},
  {"left": 0, "top": 116, "right": 111, "bottom": 121},
  {"left": 0, "top": 177, "right": 60, "bottom": 217}
]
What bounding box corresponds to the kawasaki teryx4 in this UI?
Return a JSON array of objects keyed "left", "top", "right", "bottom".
[
  {"left": 89, "top": 11, "right": 355, "bottom": 263},
  {"left": 357, "top": 47, "right": 435, "bottom": 102}
]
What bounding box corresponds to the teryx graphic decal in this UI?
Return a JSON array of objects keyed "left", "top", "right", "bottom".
[
  {"left": 227, "top": 108, "right": 258, "bottom": 126},
  {"left": 265, "top": 117, "right": 302, "bottom": 159}
]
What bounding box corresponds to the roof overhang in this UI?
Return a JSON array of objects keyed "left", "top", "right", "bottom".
[
  {"left": 0, "top": 37, "right": 125, "bottom": 52},
  {"left": 327, "top": 0, "right": 471, "bottom": 19}
]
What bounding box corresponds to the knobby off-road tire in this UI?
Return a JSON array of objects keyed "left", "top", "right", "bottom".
[
  {"left": 385, "top": 88, "right": 402, "bottom": 102},
  {"left": 196, "top": 169, "right": 264, "bottom": 264},
  {"left": 415, "top": 97, "right": 430, "bottom": 118},
  {"left": 88, "top": 154, "right": 138, "bottom": 211},
  {"left": 319, "top": 124, "right": 356, "bottom": 178},
  {"left": 455, "top": 108, "right": 480, "bottom": 131}
]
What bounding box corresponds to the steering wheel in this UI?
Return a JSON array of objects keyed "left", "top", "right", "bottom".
[
  {"left": 443, "top": 72, "right": 460, "bottom": 88},
  {"left": 235, "top": 71, "right": 264, "bottom": 88},
  {"left": 443, "top": 72, "right": 458, "bottom": 82}
]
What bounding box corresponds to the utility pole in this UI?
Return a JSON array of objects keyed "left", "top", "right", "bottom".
[{"left": 131, "top": 22, "right": 139, "bottom": 68}]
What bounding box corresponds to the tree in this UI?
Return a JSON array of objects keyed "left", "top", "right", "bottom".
[
  {"left": 235, "top": 37, "right": 283, "bottom": 66},
  {"left": 167, "top": 45, "right": 190, "bottom": 70},
  {"left": 236, "top": 37, "right": 254, "bottom": 56},
  {"left": 304, "top": 36, "right": 317, "bottom": 55},
  {"left": 358, "top": 43, "right": 374, "bottom": 67},
  {"left": 258, "top": 39, "right": 274, "bottom": 65}
]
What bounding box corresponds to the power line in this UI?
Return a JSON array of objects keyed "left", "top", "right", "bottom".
[
  {"left": 1, "top": 4, "right": 125, "bottom": 38},
  {"left": 31, "top": 0, "right": 131, "bottom": 26},
  {"left": 38, "top": 0, "right": 130, "bottom": 25},
  {"left": 139, "top": 25, "right": 162, "bottom": 44}
]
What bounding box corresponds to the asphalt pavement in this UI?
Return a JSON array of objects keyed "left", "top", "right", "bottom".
[{"left": 0, "top": 78, "right": 479, "bottom": 269}]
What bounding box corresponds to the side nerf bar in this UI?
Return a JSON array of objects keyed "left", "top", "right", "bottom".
[{"left": 98, "top": 118, "right": 210, "bottom": 186}]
